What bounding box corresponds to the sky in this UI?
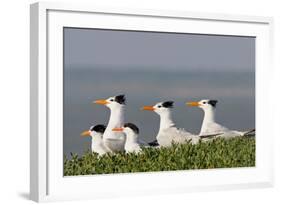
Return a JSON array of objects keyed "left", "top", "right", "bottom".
[{"left": 63, "top": 28, "right": 255, "bottom": 157}]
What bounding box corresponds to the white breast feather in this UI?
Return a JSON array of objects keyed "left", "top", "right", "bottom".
[
  {"left": 125, "top": 143, "right": 141, "bottom": 153},
  {"left": 202, "top": 122, "right": 243, "bottom": 138},
  {"left": 157, "top": 127, "right": 199, "bottom": 147},
  {"left": 92, "top": 141, "right": 111, "bottom": 156}
]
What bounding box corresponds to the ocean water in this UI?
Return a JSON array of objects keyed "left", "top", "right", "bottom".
[{"left": 63, "top": 68, "right": 255, "bottom": 157}]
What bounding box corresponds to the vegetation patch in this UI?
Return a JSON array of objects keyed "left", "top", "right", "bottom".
[{"left": 64, "top": 137, "right": 255, "bottom": 176}]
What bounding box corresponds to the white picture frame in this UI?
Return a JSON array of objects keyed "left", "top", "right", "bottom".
[{"left": 30, "top": 2, "right": 274, "bottom": 202}]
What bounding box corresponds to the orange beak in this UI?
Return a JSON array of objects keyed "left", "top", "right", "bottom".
[
  {"left": 80, "top": 130, "right": 90, "bottom": 137},
  {"left": 112, "top": 127, "right": 124, "bottom": 132},
  {"left": 142, "top": 106, "right": 155, "bottom": 111},
  {"left": 186, "top": 101, "right": 200, "bottom": 106},
  {"left": 94, "top": 99, "right": 108, "bottom": 105}
]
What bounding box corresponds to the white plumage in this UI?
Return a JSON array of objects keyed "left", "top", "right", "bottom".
[
  {"left": 94, "top": 95, "right": 126, "bottom": 152},
  {"left": 91, "top": 133, "right": 111, "bottom": 156},
  {"left": 112, "top": 123, "right": 142, "bottom": 154},
  {"left": 156, "top": 127, "right": 200, "bottom": 147},
  {"left": 200, "top": 121, "right": 244, "bottom": 138},
  {"left": 80, "top": 125, "right": 111, "bottom": 156},
  {"left": 143, "top": 101, "right": 199, "bottom": 147},
  {"left": 187, "top": 99, "right": 255, "bottom": 139}
]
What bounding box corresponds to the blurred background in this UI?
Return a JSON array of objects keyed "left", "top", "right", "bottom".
[{"left": 63, "top": 28, "right": 255, "bottom": 157}]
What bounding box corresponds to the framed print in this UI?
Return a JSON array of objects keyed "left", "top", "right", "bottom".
[{"left": 30, "top": 2, "right": 274, "bottom": 202}]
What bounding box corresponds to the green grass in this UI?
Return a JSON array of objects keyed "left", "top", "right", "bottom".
[{"left": 64, "top": 137, "right": 255, "bottom": 176}]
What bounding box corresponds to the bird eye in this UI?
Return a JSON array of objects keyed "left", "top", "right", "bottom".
[
  {"left": 110, "top": 99, "right": 114, "bottom": 102},
  {"left": 203, "top": 102, "right": 206, "bottom": 104},
  {"left": 158, "top": 105, "right": 162, "bottom": 108}
]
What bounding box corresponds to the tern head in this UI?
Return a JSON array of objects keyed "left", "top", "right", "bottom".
[
  {"left": 142, "top": 101, "right": 174, "bottom": 115},
  {"left": 186, "top": 99, "right": 218, "bottom": 111},
  {"left": 80, "top": 124, "right": 106, "bottom": 139},
  {"left": 93, "top": 94, "right": 126, "bottom": 109},
  {"left": 112, "top": 123, "right": 139, "bottom": 136}
]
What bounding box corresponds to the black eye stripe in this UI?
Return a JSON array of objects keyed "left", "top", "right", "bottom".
[
  {"left": 114, "top": 95, "right": 126, "bottom": 104},
  {"left": 208, "top": 100, "right": 218, "bottom": 107},
  {"left": 162, "top": 101, "right": 174, "bottom": 108},
  {"left": 124, "top": 123, "right": 139, "bottom": 134},
  {"left": 90, "top": 124, "right": 106, "bottom": 133}
]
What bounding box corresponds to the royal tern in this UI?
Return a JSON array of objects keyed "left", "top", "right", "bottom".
[
  {"left": 142, "top": 101, "right": 200, "bottom": 147},
  {"left": 112, "top": 123, "right": 142, "bottom": 154},
  {"left": 94, "top": 95, "right": 126, "bottom": 152},
  {"left": 80, "top": 124, "right": 111, "bottom": 156},
  {"left": 187, "top": 99, "right": 255, "bottom": 138}
]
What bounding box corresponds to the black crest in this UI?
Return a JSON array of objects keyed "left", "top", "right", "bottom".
[
  {"left": 114, "top": 95, "right": 126, "bottom": 105},
  {"left": 162, "top": 101, "right": 174, "bottom": 108},
  {"left": 124, "top": 123, "right": 139, "bottom": 134},
  {"left": 90, "top": 124, "right": 106, "bottom": 133},
  {"left": 208, "top": 100, "right": 218, "bottom": 107}
]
